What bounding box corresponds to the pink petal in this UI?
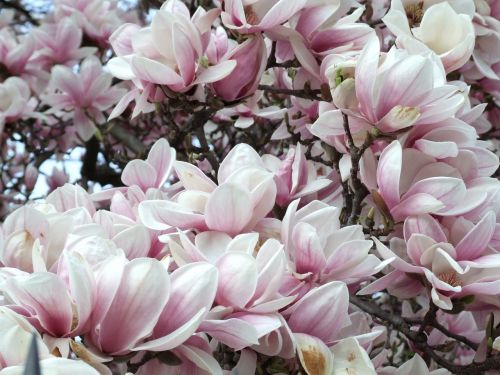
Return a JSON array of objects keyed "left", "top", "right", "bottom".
[
  {"left": 121, "top": 160, "right": 157, "bottom": 189},
  {"left": 131, "top": 56, "right": 184, "bottom": 86},
  {"left": 154, "top": 262, "right": 217, "bottom": 338},
  {"left": 205, "top": 183, "right": 253, "bottom": 236},
  {"left": 146, "top": 138, "right": 176, "bottom": 188},
  {"left": 215, "top": 252, "right": 257, "bottom": 309},
  {"left": 455, "top": 211, "right": 496, "bottom": 261},
  {"left": 138, "top": 200, "right": 207, "bottom": 231},
  {"left": 287, "top": 281, "right": 349, "bottom": 344},
  {"left": 377, "top": 140, "right": 402, "bottom": 209}
]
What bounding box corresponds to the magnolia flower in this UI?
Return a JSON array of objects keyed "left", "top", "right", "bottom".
[
  {"left": 166, "top": 231, "right": 294, "bottom": 350},
  {"left": 0, "top": 307, "right": 51, "bottom": 369},
  {"left": 262, "top": 144, "right": 332, "bottom": 207},
  {"left": 326, "top": 36, "right": 465, "bottom": 132},
  {"left": 361, "top": 211, "right": 500, "bottom": 310},
  {"left": 0, "top": 252, "right": 95, "bottom": 337},
  {"left": 211, "top": 35, "right": 267, "bottom": 101},
  {"left": 280, "top": 199, "right": 383, "bottom": 292},
  {"left": 0, "top": 358, "right": 99, "bottom": 375},
  {"left": 121, "top": 138, "right": 176, "bottom": 191},
  {"left": 42, "top": 56, "right": 125, "bottom": 140},
  {"left": 383, "top": 0, "right": 475, "bottom": 72},
  {"left": 139, "top": 144, "right": 277, "bottom": 236},
  {"left": 32, "top": 17, "right": 96, "bottom": 67},
  {"left": 0, "top": 77, "right": 36, "bottom": 134},
  {"left": 52, "top": 0, "right": 127, "bottom": 47},
  {"left": 220, "top": 0, "right": 307, "bottom": 34},
  {"left": 107, "top": 0, "right": 236, "bottom": 99},
  {"left": 0, "top": 204, "right": 83, "bottom": 272},
  {"left": 89, "top": 256, "right": 218, "bottom": 356},
  {"left": 361, "top": 141, "right": 487, "bottom": 222}
]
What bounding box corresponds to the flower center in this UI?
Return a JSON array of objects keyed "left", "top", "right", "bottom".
[
  {"left": 438, "top": 271, "right": 462, "bottom": 287},
  {"left": 405, "top": 2, "right": 424, "bottom": 26},
  {"left": 244, "top": 6, "right": 260, "bottom": 25}
]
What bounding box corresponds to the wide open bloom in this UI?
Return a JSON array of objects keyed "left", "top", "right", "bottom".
[
  {"left": 361, "top": 211, "right": 500, "bottom": 310},
  {"left": 139, "top": 144, "right": 276, "bottom": 236},
  {"left": 280, "top": 199, "right": 383, "bottom": 293},
  {"left": 328, "top": 36, "right": 465, "bottom": 132},
  {"left": 383, "top": 0, "right": 475, "bottom": 72},
  {"left": 42, "top": 56, "right": 125, "bottom": 140}
]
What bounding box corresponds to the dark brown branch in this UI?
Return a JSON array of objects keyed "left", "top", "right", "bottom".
[
  {"left": 341, "top": 113, "right": 371, "bottom": 225},
  {"left": 107, "top": 121, "right": 147, "bottom": 156},
  {"left": 258, "top": 85, "right": 322, "bottom": 101},
  {"left": 0, "top": 0, "right": 40, "bottom": 25},
  {"left": 350, "top": 295, "right": 498, "bottom": 374}
]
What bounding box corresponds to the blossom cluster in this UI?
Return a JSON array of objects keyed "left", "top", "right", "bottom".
[{"left": 0, "top": 0, "right": 499, "bottom": 374}]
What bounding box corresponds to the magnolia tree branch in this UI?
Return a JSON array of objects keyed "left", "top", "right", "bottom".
[
  {"left": 341, "top": 112, "right": 371, "bottom": 225},
  {"left": 0, "top": 0, "right": 40, "bottom": 25},
  {"left": 350, "top": 295, "right": 498, "bottom": 374}
]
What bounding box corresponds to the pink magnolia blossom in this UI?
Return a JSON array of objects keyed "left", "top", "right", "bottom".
[
  {"left": 211, "top": 35, "right": 267, "bottom": 101},
  {"left": 139, "top": 144, "right": 277, "bottom": 236},
  {"left": 262, "top": 144, "right": 332, "bottom": 207},
  {"left": 220, "top": 0, "right": 307, "bottom": 34},
  {"left": 0, "top": 77, "right": 37, "bottom": 135},
  {"left": 332, "top": 36, "right": 465, "bottom": 132},
  {"left": 89, "top": 256, "right": 218, "bottom": 356},
  {"left": 280, "top": 199, "right": 383, "bottom": 293},
  {"left": 378, "top": 353, "right": 451, "bottom": 374},
  {"left": 32, "top": 17, "right": 96, "bottom": 68},
  {"left": 42, "top": 56, "right": 126, "bottom": 140},
  {"left": 166, "top": 231, "right": 293, "bottom": 350},
  {"left": 51, "top": 0, "right": 129, "bottom": 47},
  {"left": 121, "top": 138, "right": 176, "bottom": 191},
  {"left": 0, "top": 251, "right": 95, "bottom": 337},
  {"left": 107, "top": 0, "right": 236, "bottom": 98},
  {"left": 0, "top": 358, "right": 100, "bottom": 375},
  {"left": 0, "top": 307, "right": 51, "bottom": 369},
  {"left": 361, "top": 211, "right": 500, "bottom": 309},
  {"left": 362, "top": 140, "right": 487, "bottom": 222},
  {"left": 383, "top": 0, "right": 475, "bottom": 73}
]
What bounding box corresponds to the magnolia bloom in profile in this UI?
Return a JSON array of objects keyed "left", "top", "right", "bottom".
[
  {"left": 262, "top": 143, "right": 332, "bottom": 207},
  {"left": 220, "top": 0, "right": 307, "bottom": 34},
  {"left": 42, "top": 55, "right": 125, "bottom": 140},
  {"left": 0, "top": 77, "right": 37, "bottom": 134},
  {"left": 211, "top": 35, "right": 267, "bottom": 101},
  {"left": 383, "top": 0, "right": 475, "bottom": 72},
  {"left": 320, "top": 37, "right": 464, "bottom": 133},
  {"left": 88, "top": 256, "right": 218, "bottom": 356},
  {"left": 0, "top": 252, "right": 95, "bottom": 338}
]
